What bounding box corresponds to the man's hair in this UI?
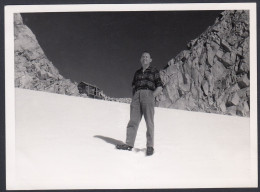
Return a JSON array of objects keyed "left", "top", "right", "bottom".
[{"left": 142, "top": 51, "right": 152, "bottom": 57}]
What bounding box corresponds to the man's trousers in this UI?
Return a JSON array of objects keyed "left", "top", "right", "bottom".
[{"left": 126, "top": 89, "right": 155, "bottom": 148}]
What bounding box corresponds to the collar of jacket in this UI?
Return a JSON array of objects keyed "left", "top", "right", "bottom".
[{"left": 139, "top": 65, "right": 152, "bottom": 73}]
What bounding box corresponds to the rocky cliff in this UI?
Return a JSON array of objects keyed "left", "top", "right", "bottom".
[
  {"left": 14, "top": 13, "right": 80, "bottom": 96},
  {"left": 157, "top": 10, "right": 250, "bottom": 117},
  {"left": 14, "top": 13, "right": 131, "bottom": 103}
]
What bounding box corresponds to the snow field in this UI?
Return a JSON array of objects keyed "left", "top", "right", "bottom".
[{"left": 14, "top": 88, "right": 251, "bottom": 189}]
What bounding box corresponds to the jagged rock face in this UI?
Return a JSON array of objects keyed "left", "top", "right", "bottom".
[
  {"left": 157, "top": 10, "right": 250, "bottom": 117},
  {"left": 14, "top": 13, "right": 80, "bottom": 96},
  {"left": 14, "top": 13, "right": 130, "bottom": 103}
]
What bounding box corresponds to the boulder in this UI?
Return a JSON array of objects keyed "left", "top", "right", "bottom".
[
  {"left": 226, "top": 34, "right": 238, "bottom": 45},
  {"left": 211, "top": 59, "right": 227, "bottom": 80},
  {"left": 179, "top": 73, "right": 191, "bottom": 92},
  {"left": 165, "top": 84, "right": 179, "bottom": 103},
  {"left": 199, "top": 52, "right": 207, "bottom": 66},
  {"left": 229, "top": 83, "right": 240, "bottom": 92},
  {"left": 237, "top": 74, "right": 250, "bottom": 88},
  {"left": 227, "top": 92, "right": 240, "bottom": 106},
  {"left": 18, "top": 75, "right": 33, "bottom": 89},
  {"left": 168, "top": 58, "right": 175, "bottom": 66},
  {"left": 210, "top": 41, "right": 220, "bottom": 52},
  {"left": 201, "top": 80, "right": 209, "bottom": 96},
  {"left": 215, "top": 49, "right": 224, "bottom": 59},
  {"left": 238, "top": 61, "right": 249, "bottom": 73},
  {"left": 237, "top": 101, "right": 250, "bottom": 116},
  {"left": 237, "top": 87, "right": 249, "bottom": 98},
  {"left": 191, "top": 84, "right": 199, "bottom": 100},
  {"left": 219, "top": 101, "right": 226, "bottom": 112},
  {"left": 206, "top": 45, "right": 215, "bottom": 66},
  {"left": 205, "top": 72, "right": 214, "bottom": 93},
  {"left": 221, "top": 39, "right": 232, "bottom": 52},
  {"left": 226, "top": 106, "right": 237, "bottom": 116},
  {"left": 221, "top": 52, "right": 233, "bottom": 67}
]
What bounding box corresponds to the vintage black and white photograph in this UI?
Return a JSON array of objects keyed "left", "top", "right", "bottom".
[{"left": 5, "top": 3, "right": 257, "bottom": 190}]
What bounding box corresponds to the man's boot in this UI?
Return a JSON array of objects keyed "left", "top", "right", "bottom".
[
  {"left": 146, "top": 147, "right": 154, "bottom": 156},
  {"left": 116, "top": 144, "right": 133, "bottom": 151}
]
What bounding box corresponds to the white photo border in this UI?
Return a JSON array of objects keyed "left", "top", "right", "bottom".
[{"left": 5, "top": 3, "right": 257, "bottom": 189}]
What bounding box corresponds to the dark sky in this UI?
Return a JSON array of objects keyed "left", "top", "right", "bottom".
[{"left": 21, "top": 10, "right": 222, "bottom": 98}]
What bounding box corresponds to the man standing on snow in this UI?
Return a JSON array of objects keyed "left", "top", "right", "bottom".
[{"left": 116, "top": 52, "right": 163, "bottom": 156}]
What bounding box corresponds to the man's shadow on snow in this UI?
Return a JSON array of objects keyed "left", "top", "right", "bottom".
[
  {"left": 94, "top": 135, "right": 124, "bottom": 146},
  {"left": 94, "top": 135, "right": 146, "bottom": 153}
]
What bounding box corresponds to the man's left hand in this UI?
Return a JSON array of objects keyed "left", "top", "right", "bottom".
[{"left": 153, "top": 86, "right": 163, "bottom": 97}]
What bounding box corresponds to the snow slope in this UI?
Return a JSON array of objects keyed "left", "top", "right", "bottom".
[{"left": 14, "top": 88, "right": 252, "bottom": 189}]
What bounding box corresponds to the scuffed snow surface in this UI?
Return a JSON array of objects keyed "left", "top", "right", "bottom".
[{"left": 14, "top": 88, "right": 251, "bottom": 189}]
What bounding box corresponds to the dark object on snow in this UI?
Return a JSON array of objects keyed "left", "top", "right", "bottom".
[{"left": 78, "top": 81, "right": 103, "bottom": 99}]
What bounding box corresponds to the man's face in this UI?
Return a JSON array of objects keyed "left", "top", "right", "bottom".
[{"left": 140, "top": 52, "right": 152, "bottom": 66}]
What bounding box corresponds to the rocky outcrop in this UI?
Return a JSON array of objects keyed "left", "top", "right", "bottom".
[
  {"left": 14, "top": 13, "right": 132, "bottom": 103},
  {"left": 157, "top": 10, "right": 250, "bottom": 117},
  {"left": 102, "top": 95, "right": 132, "bottom": 104},
  {"left": 14, "top": 13, "right": 80, "bottom": 96}
]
